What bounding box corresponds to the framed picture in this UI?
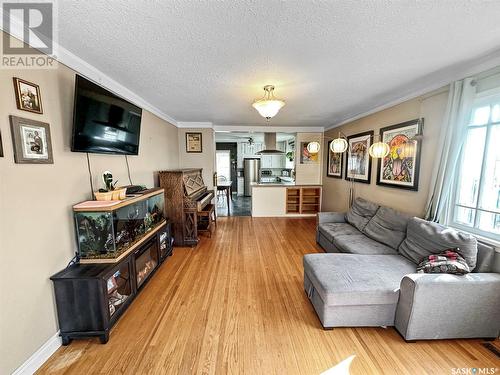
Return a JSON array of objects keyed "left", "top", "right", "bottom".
[
  {"left": 13, "top": 78, "right": 43, "bottom": 114},
  {"left": 186, "top": 132, "right": 202, "bottom": 153},
  {"left": 0, "top": 130, "right": 3, "bottom": 157},
  {"left": 9, "top": 115, "right": 53, "bottom": 164},
  {"left": 300, "top": 142, "right": 319, "bottom": 164},
  {"left": 345, "top": 130, "right": 373, "bottom": 183},
  {"left": 326, "top": 140, "right": 343, "bottom": 178},
  {"left": 376, "top": 119, "right": 422, "bottom": 191}
]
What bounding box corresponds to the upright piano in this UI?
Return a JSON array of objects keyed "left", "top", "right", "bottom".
[{"left": 158, "top": 169, "right": 214, "bottom": 246}]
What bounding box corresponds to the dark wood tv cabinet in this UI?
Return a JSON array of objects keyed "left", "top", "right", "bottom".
[{"left": 50, "top": 221, "right": 172, "bottom": 345}]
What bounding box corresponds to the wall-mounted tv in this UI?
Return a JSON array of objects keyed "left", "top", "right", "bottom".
[{"left": 71, "top": 75, "right": 142, "bottom": 155}]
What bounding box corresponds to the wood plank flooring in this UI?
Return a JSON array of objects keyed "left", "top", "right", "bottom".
[{"left": 38, "top": 217, "right": 499, "bottom": 375}]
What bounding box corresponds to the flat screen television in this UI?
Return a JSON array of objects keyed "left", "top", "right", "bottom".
[{"left": 71, "top": 75, "right": 142, "bottom": 155}]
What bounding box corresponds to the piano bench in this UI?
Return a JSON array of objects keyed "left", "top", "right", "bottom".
[{"left": 197, "top": 204, "right": 216, "bottom": 237}]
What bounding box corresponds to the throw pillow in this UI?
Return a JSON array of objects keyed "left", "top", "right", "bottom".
[
  {"left": 346, "top": 197, "right": 379, "bottom": 232},
  {"left": 417, "top": 249, "right": 470, "bottom": 275},
  {"left": 399, "top": 217, "right": 478, "bottom": 270}
]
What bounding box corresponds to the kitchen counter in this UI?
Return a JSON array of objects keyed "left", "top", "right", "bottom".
[
  {"left": 254, "top": 182, "right": 296, "bottom": 186},
  {"left": 253, "top": 176, "right": 296, "bottom": 186},
  {"left": 251, "top": 184, "right": 322, "bottom": 217}
]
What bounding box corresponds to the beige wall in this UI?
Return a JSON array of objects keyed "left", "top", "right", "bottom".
[
  {"left": 0, "top": 64, "right": 179, "bottom": 373},
  {"left": 177, "top": 128, "right": 215, "bottom": 189},
  {"left": 322, "top": 89, "right": 449, "bottom": 216},
  {"left": 295, "top": 132, "right": 323, "bottom": 185}
]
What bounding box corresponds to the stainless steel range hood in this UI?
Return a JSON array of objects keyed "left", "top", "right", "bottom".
[{"left": 255, "top": 133, "right": 284, "bottom": 155}]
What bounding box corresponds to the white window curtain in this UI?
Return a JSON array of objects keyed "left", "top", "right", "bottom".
[{"left": 424, "top": 77, "right": 477, "bottom": 222}]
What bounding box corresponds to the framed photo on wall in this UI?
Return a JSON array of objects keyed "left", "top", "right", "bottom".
[
  {"left": 345, "top": 130, "right": 373, "bottom": 183},
  {"left": 326, "top": 140, "right": 343, "bottom": 178},
  {"left": 9, "top": 115, "right": 53, "bottom": 164},
  {"left": 376, "top": 119, "right": 422, "bottom": 191},
  {"left": 186, "top": 132, "right": 202, "bottom": 153},
  {"left": 300, "top": 142, "right": 319, "bottom": 164},
  {"left": 13, "top": 77, "right": 43, "bottom": 114}
]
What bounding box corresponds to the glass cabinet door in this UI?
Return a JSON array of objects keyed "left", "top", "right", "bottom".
[
  {"left": 106, "top": 262, "right": 132, "bottom": 318},
  {"left": 135, "top": 240, "right": 159, "bottom": 288}
]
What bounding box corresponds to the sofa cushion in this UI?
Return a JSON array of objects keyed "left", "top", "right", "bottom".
[
  {"left": 303, "top": 253, "right": 417, "bottom": 306},
  {"left": 318, "top": 223, "right": 361, "bottom": 242},
  {"left": 346, "top": 198, "right": 380, "bottom": 232},
  {"left": 474, "top": 242, "right": 495, "bottom": 273},
  {"left": 334, "top": 234, "right": 399, "bottom": 255},
  {"left": 399, "top": 217, "right": 478, "bottom": 270},
  {"left": 363, "top": 206, "right": 411, "bottom": 249}
]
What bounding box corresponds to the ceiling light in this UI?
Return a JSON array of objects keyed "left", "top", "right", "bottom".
[
  {"left": 330, "top": 137, "right": 348, "bottom": 153},
  {"left": 306, "top": 141, "right": 320, "bottom": 154},
  {"left": 252, "top": 85, "right": 285, "bottom": 121},
  {"left": 368, "top": 142, "right": 390, "bottom": 158}
]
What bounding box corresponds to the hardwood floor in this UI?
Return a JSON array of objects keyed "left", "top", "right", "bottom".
[{"left": 38, "top": 217, "right": 499, "bottom": 375}]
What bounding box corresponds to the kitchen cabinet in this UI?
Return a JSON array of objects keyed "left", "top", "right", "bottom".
[
  {"left": 252, "top": 186, "right": 286, "bottom": 216},
  {"left": 261, "top": 155, "right": 272, "bottom": 168},
  {"left": 238, "top": 142, "right": 263, "bottom": 168},
  {"left": 261, "top": 154, "right": 285, "bottom": 169},
  {"left": 272, "top": 155, "right": 285, "bottom": 169},
  {"left": 252, "top": 185, "right": 322, "bottom": 217},
  {"left": 286, "top": 187, "right": 321, "bottom": 214}
]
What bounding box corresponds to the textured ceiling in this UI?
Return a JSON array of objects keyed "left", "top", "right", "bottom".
[{"left": 58, "top": 1, "right": 500, "bottom": 127}]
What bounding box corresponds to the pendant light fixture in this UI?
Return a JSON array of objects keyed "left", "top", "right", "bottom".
[
  {"left": 330, "top": 136, "right": 348, "bottom": 153},
  {"left": 252, "top": 85, "right": 286, "bottom": 121},
  {"left": 368, "top": 141, "right": 390, "bottom": 158},
  {"left": 306, "top": 141, "right": 320, "bottom": 154},
  {"left": 305, "top": 131, "right": 391, "bottom": 158}
]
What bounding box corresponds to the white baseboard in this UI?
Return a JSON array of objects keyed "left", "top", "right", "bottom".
[{"left": 12, "top": 332, "right": 61, "bottom": 375}]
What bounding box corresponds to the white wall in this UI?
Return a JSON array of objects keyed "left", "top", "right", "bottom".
[{"left": 0, "top": 63, "right": 180, "bottom": 374}]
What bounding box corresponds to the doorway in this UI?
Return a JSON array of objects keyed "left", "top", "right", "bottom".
[
  {"left": 215, "top": 142, "right": 250, "bottom": 216},
  {"left": 216, "top": 150, "right": 231, "bottom": 180},
  {"left": 215, "top": 143, "right": 237, "bottom": 192}
]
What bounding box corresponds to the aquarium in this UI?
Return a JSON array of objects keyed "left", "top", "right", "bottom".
[{"left": 74, "top": 190, "right": 165, "bottom": 261}]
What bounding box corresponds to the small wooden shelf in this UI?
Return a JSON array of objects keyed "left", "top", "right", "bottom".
[{"left": 286, "top": 186, "right": 321, "bottom": 214}]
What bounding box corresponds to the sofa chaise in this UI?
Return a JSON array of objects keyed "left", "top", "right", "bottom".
[{"left": 304, "top": 197, "right": 500, "bottom": 341}]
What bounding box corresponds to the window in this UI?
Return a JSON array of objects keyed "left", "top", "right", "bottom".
[
  {"left": 451, "top": 94, "right": 500, "bottom": 241},
  {"left": 216, "top": 150, "right": 231, "bottom": 180}
]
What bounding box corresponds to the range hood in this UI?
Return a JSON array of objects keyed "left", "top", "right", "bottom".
[{"left": 255, "top": 133, "right": 284, "bottom": 155}]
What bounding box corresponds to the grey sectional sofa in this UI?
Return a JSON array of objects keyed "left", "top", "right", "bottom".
[{"left": 305, "top": 197, "right": 500, "bottom": 341}]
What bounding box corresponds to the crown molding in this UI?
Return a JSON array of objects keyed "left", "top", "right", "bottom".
[
  {"left": 57, "top": 46, "right": 179, "bottom": 126},
  {"left": 0, "top": 20, "right": 179, "bottom": 127},
  {"left": 213, "top": 125, "right": 324, "bottom": 133},
  {"left": 325, "top": 47, "right": 500, "bottom": 130},
  {"left": 177, "top": 122, "right": 214, "bottom": 128}
]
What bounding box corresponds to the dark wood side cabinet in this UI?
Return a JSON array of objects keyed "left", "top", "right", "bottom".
[{"left": 51, "top": 221, "right": 172, "bottom": 345}]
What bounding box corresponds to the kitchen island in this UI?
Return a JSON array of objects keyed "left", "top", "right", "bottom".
[{"left": 251, "top": 183, "right": 322, "bottom": 217}]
